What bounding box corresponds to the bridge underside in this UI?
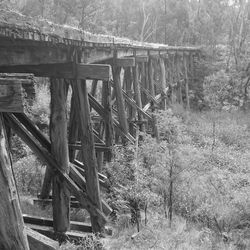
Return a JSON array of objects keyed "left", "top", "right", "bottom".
[{"left": 0, "top": 8, "right": 201, "bottom": 248}]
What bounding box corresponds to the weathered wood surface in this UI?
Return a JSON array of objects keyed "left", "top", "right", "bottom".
[
  {"left": 0, "top": 113, "right": 30, "bottom": 250},
  {"left": 13, "top": 112, "right": 51, "bottom": 152},
  {"left": 159, "top": 58, "right": 167, "bottom": 109},
  {"left": 0, "top": 79, "right": 24, "bottom": 112},
  {"left": 102, "top": 80, "right": 114, "bottom": 162},
  {"left": 69, "top": 142, "right": 111, "bottom": 152},
  {"left": 4, "top": 113, "right": 107, "bottom": 226},
  {"left": 24, "top": 215, "right": 92, "bottom": 233},
  {"left": 68, "top": 90, "right": 79, "bottom": 162},
  {"left": 133, "top": 63, "right": 144, "bottom": 131},
  {"left": 124, "top": 67, "right": 135, "bottom": 135},
  {"left": 90, "top": 80, "right": 98, "bottom": 97},
  {"left": 113, "top": 65, "right": 129, "bottom": 140},
  {"left": 0, "top": 45, "right": 69, "bottom": 66},
  {"left": 135, "top": 56, "right": 149, "bottom": 63},
  {"left": 71, "top": 79, "right": 104, "bottom": 233},
  {"left": 26, "top": 227, "right": 59, "bottom": 250},
  {"left": 26, "top": 224, "right": 90, "bottom": 243},
  {"left": 11, "top": 113, "right": 110, "bottom": 210},
  {"left": 50, "top": 78, "right": 70, "bottom": 235},
  {"left": 110, "top": 79, "right": 151, "bottom": 121},
  {"left": 88, "top": 93, "right": 135, "bottom": 143},
  {"left": 0, "top": 63, "right": 112, "bottom": 80},
  {"left": 148, "top": 58, "right": 156, "bottom": 96},
  {"left": 105, "top": 58, "right": 135, "bottom": 67},
  {"left": 0, "top": 9, "right": 200, "bottom": 51}
]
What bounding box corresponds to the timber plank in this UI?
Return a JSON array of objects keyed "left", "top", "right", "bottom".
[
  {"left": 4, "top": 113, "right": 107, "bottom": 226},
  {"left": 26, "top": 227, "right": 59, "bottom": 250},
  {"left": 24, "top": 215, "right": 92, "bottom": 233},
  {"left": 88, "top": 93, "right": 135, "bottom": 143},
  {"left": 69, "top": 142, "right": 111, "bottom": 152},
  {"left": 26, "top": 224, "right": 90, "bottom": 243},
  {"left": 34, "top": 198, "right": 81, "bottom": 209},
  {"left": 71, "top": 79, "right": 104, "bottom": 233},
  {"left": 102, "top": 80, "right": 114, "bottom": 162},
  {"left": 132, "top": 63, "right": 145, "bottom": 132},
  {"left": 0, "top": 79, "right": 24, "bottom": 112},
  {"left": 12, "top": 112, "right": 110, "bottom": 198},
  {"left": 0, "top": 113, "right": 30, "bottom": 250},
  {"left": 0, "top": 63, "right": 112, "bottom": 80},
  {"left": 110, "top": 80, "right": 152, "bottom": 120},
  {"left": 105, "top": 58, "right": 135, "bottom": 67},
  {"left": 50, "top": 78, "right": 70, "bottom": 234},
  {"left": 112, "top": 65, "right": 129, "bottom": 141},
  {"left": 135, "top": 56, "right": 149, "bottom": 63}
]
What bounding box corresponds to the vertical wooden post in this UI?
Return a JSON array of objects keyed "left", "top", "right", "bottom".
[
  {"left": 90, "top": 80, "right": 98, "bottom": 112},
  {"left": 133, "top": 63, "right": 145, "bottom": 132},
  {"left": 0, "top": 114, "right": 30, "bottom": 250},
  {"left": 171, "top": 53, "right": 176, "bottom": 104},
  {"left": 40, "top": 166, "right": 52, "bottom": 199},
  {"left": 50, "top": 78, "right": 70, "bottom": 238},
  {"left": 184, "top": 55, "right": 190, "bottom": 110},
  {"left": 72, "top": 79, "right": 104, "bottom": 232},
  {"left": 96, "top": 119, "right": 105, "bottom": 171},
  {"left": 91, "top": 80, "right": 98, "bottom": 97},
  {"left": 142, "top": 62, "right": 149, "bottom": 105},
  {"left": 113, "top": 59, "right": 129, "bottom": 139},
  {"left": 148, "top": 57, "right": 156, "bottom": 97},
  {"left": 176, "top": 56, "right": 183, "bottom": 106},
  {"left": 68, "top": 89, "right": 79, "bottom": 162},
  {"left": 165, "top": 57, "right": 172, "bottom": 103},
  {"left": 102, "top": 80, "right": 114, "bottom": 162},
  {"left": 124, "top": 67, "right": 135, "bottom": 136},
  {"left": 159, "top": 57, "right": 167, "bottom": 110}
]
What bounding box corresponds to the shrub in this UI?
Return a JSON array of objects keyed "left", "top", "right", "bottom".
[
  {"left": 27, "top": 80, "right": 50, "bottom": 130},
  {"left": 13, "top": 154, "right": 44, "bottom": 195},
  {"left": 203, "top": 69, "right": 245, "bottom": 111}
]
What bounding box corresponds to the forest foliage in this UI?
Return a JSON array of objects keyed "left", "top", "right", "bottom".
[{"left": 1, "top": 0, "right": 249, "bottom": 46}]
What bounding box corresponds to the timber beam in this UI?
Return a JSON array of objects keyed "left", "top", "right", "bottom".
[
  {"left": 0, "top": 63, "right": 112, "bottom": 81},
  {"left": 26, "top": 227, "right": 59, "bottom": 250},
  {"left": 105, "top": 57, "right": 135, "bottom": 67},
  {"left": 135, "top": 56, "right": 149, "bottom": 63},
  {"left": 0, "top": 79, "right": 24, "bottom": 113},
  {"left": 24, "top": 215, "right": 92, "bottom": 233},
  {"left": 88, "top": 93, "right": 135, "bottom": 143},
  {"left": 0, "top": 42, "right": 69, "bottom": 66},
  {"left": 4, "top": 113, "right": 108, "bottom": 227},
  {"left": 11, "top": 113, "right": 110, "bottom": 194},
  {"left": 26, "top": 224, "right": 89, "bottom": 243},
  {"left": 110, "top": 80, "right": 152, "bottom": 120},
  {"left": 69, "top": 142, "right": 111, "bottom": 152}
]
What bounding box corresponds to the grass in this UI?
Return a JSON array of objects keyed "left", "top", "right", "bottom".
[
  {"left": 101, "top": 212, "right": 240, "bottom": 250},
  {"left": 102, "top": 109, "right": 250, "bottom": 250}
]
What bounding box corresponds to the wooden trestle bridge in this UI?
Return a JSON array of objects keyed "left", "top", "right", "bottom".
[{"left": 0, "top": 9, "right": 201, "bottom": 250}]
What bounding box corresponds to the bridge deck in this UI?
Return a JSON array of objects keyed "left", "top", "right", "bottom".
[{"left": 0, "top": 9, "right": 200, "bottom": 65}]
